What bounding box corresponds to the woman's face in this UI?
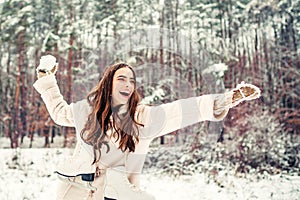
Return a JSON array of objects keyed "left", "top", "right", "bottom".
[{"left": 111, "top": 67, "right": 135, "bottom": 107}]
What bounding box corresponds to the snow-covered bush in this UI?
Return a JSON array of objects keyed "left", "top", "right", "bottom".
[
  {"left": 144, "top": 123, "right": 228, "bottom": 177},
  {"left": 228, "top": 110, "right": 299, "bottom": 175}
]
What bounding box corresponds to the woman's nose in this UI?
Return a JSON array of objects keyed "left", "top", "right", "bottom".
[{"left": 125, "top": 80, "right": 130, "bottom": 87}]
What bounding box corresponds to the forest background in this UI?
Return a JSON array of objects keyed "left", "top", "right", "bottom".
[{"left": 0, "top": 0, "right": 299, "bottom": 180}]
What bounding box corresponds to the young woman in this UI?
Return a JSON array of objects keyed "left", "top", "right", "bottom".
[{"left": 33, "top": 55, "right": 260, "bottom": 200}]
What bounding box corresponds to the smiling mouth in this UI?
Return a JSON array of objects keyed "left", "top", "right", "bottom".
[{"left": 119, "top": 91, "right": 130, "bottom": 97}]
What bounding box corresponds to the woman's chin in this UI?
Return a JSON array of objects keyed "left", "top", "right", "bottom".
[{"left": 112, "top": 103, "right": 128, "bottom": 112}]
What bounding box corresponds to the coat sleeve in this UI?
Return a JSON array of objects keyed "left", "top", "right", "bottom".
[
  {"left": 138, "top": 94, "right": 229, "bottom": 139},
  {"left": 33, "top": 74, "right": 75, "bottom": 127}
]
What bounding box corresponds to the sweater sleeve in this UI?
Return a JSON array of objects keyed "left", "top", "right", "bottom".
[
  {"left": 33, "top": 74, "right": 75, "bottom": 127},
  {"left": 138, "top": 94, "right": 229, "bottom": 139}
]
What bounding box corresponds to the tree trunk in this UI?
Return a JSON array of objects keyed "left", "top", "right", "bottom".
[
  {"left": 159, "top": 6, "right": 165, "bottom": 145},
  {"left": 67, "top": 4, "right": 74, "bottom": 103},
  {"left": 12, "top": 30, "right": 25, "bottom": 148},
  {"left": 20, "top": 49, "right": 27, "bottom": 145},
  {"left": 63, "top": 2, "right": 75, "bottom": 147}
]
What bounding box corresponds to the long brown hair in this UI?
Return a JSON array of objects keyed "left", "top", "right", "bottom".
[{"left": 80, "top": 63, "right": 143, "bottom": 164}]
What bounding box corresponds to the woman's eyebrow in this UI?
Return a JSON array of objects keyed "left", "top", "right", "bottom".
[{"left": 117, "top": 75, "right": 135, "bottom": 80}]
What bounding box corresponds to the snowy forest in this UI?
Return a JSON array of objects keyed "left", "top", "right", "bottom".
[{"left": 0, "top": 0, "right": 299, "bottom": 199}]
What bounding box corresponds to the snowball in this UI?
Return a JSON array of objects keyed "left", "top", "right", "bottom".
[{"left": 37, "top": 55, "right": 57, "bottom": 71}]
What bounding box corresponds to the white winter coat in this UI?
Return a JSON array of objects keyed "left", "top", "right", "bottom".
[{"left": 33, "top": 74, "right": 229, "bottom": 199}]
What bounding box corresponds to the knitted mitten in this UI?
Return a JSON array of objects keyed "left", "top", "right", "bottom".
[
  {"left": 231, "top": 81, "right": 261, "bottom": 107},
  {"left": 213, "top": 81, "right": 261, "bottom": 118}
]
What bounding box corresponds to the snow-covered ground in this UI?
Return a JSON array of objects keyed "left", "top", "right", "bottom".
[{"left": 0, "top": 138, "right": 299, "bottom": 200}]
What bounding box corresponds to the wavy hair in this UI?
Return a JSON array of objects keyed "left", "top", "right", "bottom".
[{"left": 80, "top": 63, "right": 143, "bottom": 164}]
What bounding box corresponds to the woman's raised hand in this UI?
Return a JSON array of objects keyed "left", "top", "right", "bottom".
[{"left": 214, "top": 81, "right": 261, "bottom": 118}]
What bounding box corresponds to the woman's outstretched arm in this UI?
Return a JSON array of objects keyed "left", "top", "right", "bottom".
[
  {"left": 138, "top": 82, "right": 260, "bottom": 139},
  {"left": 138, "top": 94, "right": 228, "bottom": 139}
]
